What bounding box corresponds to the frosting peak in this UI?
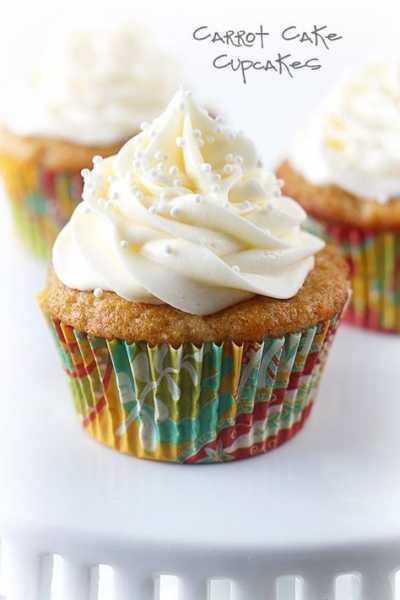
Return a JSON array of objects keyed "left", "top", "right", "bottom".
[
  {"left": 54, "top": 90, "right": 324, "bottom": 315},
  {"left": 289, "top": 62, "right": 400, "bottom": 202}
]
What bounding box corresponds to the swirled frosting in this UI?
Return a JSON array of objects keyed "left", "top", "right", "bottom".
[
  {"left": 289, "top": 63, "right": 400, "bottom": 203},
  {"left": 0, "top": 25, "right": 180, "bottom": 145},
  {"left": 53, "top": 90, "right": 324, "bottom": 315}
]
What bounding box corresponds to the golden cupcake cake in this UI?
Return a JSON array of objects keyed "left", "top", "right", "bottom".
[
  {"left": 277, "top": 63, "right": 400, "bottom": 332},
  {"left": 40, "top": 90, "right": 349, "bottom": 464},
  {"left": 0, "top": 24, "right": 179, "bottom": 259}
]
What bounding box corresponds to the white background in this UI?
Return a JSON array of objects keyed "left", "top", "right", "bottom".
[{"left": 0, "top": 0, "right": 399, "bottom": 167}]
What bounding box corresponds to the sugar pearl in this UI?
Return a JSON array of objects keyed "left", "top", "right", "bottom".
[
  {"left": 200, "top": 163, "right": 212, "bottom": 173},
  {"left": 93, "top": 287, "right": 103, "bottom": 298},
  {"left": 223, "top": 164, "right": 234, "bottom": 174},
  {"left": 92, "top": 155, "right": 103, "bottom": 165},
  {"left": 120, "top": 240, "right": 128, "bottom": 248},
  {"left": 176, "top": 137, "right": 185, "bottom": 148}
]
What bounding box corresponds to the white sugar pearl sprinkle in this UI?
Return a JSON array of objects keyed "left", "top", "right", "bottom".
[
  {"left": 81, "top": 168, "right": 90, "bottom": 178},
  {"left": 169, "top": 165, "right": 179, "bottom": 176},
  {"left": 232, "top": 265, "right": 240, "bottom": 273},
  {"left": 154, "top": 151, "right": 167, "bottom": 161},
  {"left": 134, "top": 190, "right": 144, "bottom": 200},
  {"left": 173, "top": 179, "right": 183, "bottom": 187},
  {"left": 194, "top": 129, "right": 202, "bottom": 138},
  {"left": 223, "top": 164, "right": 234, "bottom": 174},
  {"left": 133, "top": 160, "right": 141, "bottom": 169},
  {"left": 194, "top": 194, "right": 202, "bottom": 203},
  {"left": 92, "top": 155, "right": 103, "bottom": 165},
  {"left": 120, "top": 240, "right": 128, "bottom": 248},
  {"left": 148, "top": 206, "right": 157, "bottom": 214},
  {"left": 225, "top": 154, "right": 234, "bottom": 162},
  {"left": 93, "top": 288, "right": 103, "bottom": 298},
  {"left": 176, "top": 137, "right": 185, "bottom": 148},
  {"left": 210, "top": 184, "right": 220, "bottom": 193},
  {"left": 170, "top": 207, "right": 180, "bottom": 217},
  {"left": 200, "top": 163, "right": 211, "bottom": 173},
  {"left": 235, "top": 155, "right": 244, "bottom": 164}
]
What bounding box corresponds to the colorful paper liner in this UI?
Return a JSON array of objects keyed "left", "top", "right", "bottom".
[
  {"left": 0, "top": 153, "right": 83, "bottom": 260},
  {"left": 307, "top": 217, "right": 400, "bottom": 333},
  {"left": 44, "top": 312, "right": 341, "bottom": 464}
]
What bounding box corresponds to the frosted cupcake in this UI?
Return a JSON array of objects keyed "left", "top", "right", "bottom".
[
  {"left": 0, "top": 24, "right": 179, "bottom": 259},
  {"left": 277, "top": 63, "right": 400, "bottom": 332},
  {"left": 39, "top": 90, "right": 349, "bottom": 464}
]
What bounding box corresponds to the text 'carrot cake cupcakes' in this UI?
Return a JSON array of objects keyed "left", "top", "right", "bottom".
[
  {"left": 278, "top": 63, "right": 400, "bottom": 333},
  {"left": 0, "top": 24, "right": 179, "bottom": 259},
  {"left": 39, "top": 90, "right": 349, "bottom": 464}
]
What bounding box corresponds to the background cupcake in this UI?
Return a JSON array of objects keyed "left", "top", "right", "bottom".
[
  {"left": 277, "top": 63, "right": 400, "bottom": 333},
  {"left": 39, "top": 90, "right": 349, "bottom": 464},
  {"left": 0, "top": 23, "right": 180, "bottom": 259}
]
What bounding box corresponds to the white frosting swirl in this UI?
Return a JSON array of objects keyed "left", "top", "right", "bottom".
[
  {"left": 0, "top": 25, "right": 180, "bottom": 145},
  {"left": 289, "top": 63, "right": 400, "bottom": 202},
  {"left": 53, "top": 90, "right": 324, "bottom": 315}
]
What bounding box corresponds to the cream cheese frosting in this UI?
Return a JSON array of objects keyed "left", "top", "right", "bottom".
[
  {"left": 0, "top": 25, "right": 180, "bottom": 146},
  {"left": 53, "top": 90, "right": 324, "bottom": 315},
  {"left": 289, "top": 63, "right": 400, "bottom": 203}
]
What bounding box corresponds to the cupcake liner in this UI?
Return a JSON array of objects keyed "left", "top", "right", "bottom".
[
  {"left": 307, "top": 217, "right": 400, "bottom": 333},
  {"left": 44, "top": 312, "right": 341, "bottom": 464},
  {"left": 0, "top": 153, "right": 83, "bottom": 259}
]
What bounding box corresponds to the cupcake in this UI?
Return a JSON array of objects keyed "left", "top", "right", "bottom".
[
  {"left": 277, "top": 63, "right": 400, "bottom": 333},
  {"left": 0, "top": 24, "right": 179, "bottom": 259},
  {"left": 39, "top": 90, "right": 349, "bottom": 464}
]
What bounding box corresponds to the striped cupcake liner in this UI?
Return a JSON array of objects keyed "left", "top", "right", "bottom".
[
  {"left": 0, "top": 153, "right": 83, "bottom": 259},
  {"left": 44, "top": 312, "right": 341, "bottom": 464},
  {"left": 308, "top": 218, "right": 400, "bottom": 333}
]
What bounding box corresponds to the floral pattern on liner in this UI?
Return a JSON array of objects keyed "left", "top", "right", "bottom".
[
  {"left": 308, "top": 218, "right": 400, "bottom": 333},
  {"left": 47, "top": 315, "right": 340, "bottom": 464},
  {"left": 0, "top": 154, "right": 83, "bottom": 259}
]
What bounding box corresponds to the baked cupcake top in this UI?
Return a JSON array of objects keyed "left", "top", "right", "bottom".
[
  {"left": 52, "top": 89, "right": 325, "bottom": 318},
  {"left": 0, "top": 24, "right": 179, "bottom": 146},
  {"left": 289, "top": 63, "right": 400, "bottom": 204}
]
